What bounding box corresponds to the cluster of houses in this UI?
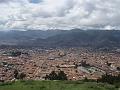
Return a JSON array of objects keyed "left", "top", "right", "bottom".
[{"left": 0, "top": 48, "right": 120, "bottom": 81}]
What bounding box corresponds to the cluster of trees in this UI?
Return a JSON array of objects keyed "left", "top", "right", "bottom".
[
  {"left": 97, "top": 74, "right": 120, "bottom": 84},
  {"left": 82, "top": 73, "right": 120, "bottom": 87},
  {"left": 14, "top": 69, "right": 26, "bottom": 80},
  {"left": 81, "top": 60, "right": 90, "bottom": 67},
  {"left": 3, "top": 51, "right": 22, "bottom": 57},
  {"left": 10, "top": 51, "right": 22, "bottom": 57},
  {"left": 45, "top": 71, "right": 67, "bottom": 80}
]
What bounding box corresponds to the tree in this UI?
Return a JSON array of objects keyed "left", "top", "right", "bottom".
[
  {"left": 18, "top": 73, "right": 26, "bottom": 80},
  {"left": 83, "top": 77, "right": 89, "bottom": 82},
  {"left": 14, "top": 69, "right": 19, "bottom": 79},
  {"left": 45, "top": 71, "right": 67, "bottom": 80},
  {"left": 97, "top": 74, "right": 120, "bottom": 84},
  {"left": 57, "top": 71, "right": 67, "bottom": 80},
  {"left": 46, "top": 71, "right": 58, "bottom": 80},
  {"left": 14, "top": 70, "right": 26, "bottom": 80},
  {"left": 81, "top": 60, "right": 90, "bottom": 67}
]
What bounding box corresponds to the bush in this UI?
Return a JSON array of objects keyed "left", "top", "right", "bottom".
[
  {"left": 45, "top": 71, "right": 67, "bottom": 80},
  {"left": 18, "top": 73, "right": 26, "bottom": 80},
  {"left": 97, "top": 74, "right": 120, "bottom": 85}
]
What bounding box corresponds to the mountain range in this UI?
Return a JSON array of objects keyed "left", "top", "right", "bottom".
[{"left": 0, "top": 29, "right": 120, "bottom": 49}]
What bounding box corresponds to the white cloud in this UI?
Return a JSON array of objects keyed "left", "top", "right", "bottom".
[{"left": 0, "top": 0, "right": 120, "bottom": 30}]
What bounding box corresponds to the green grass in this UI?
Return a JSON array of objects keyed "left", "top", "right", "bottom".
[{"left": 0, "top": 80, "right": 118, "bottom": 90}]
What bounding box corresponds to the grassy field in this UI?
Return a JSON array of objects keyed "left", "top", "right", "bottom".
[{"left": 0, "top": 80, "right": 118, "bottom": 90}]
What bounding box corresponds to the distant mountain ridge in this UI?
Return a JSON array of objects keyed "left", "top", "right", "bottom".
[{"left": 0, "top": 29, "right": 120, "bottom": 48}]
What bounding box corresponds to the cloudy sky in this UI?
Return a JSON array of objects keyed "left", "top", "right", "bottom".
[{"left": 0, "top": 0, "right": 120, "bottom": 30}]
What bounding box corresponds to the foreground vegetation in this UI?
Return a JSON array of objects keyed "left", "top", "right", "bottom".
[
  {"left": 0, "top": 70, "right": 119, "bottom": 90},
  {"left": 0, "top": 80, "right": 119, "bottom": 90},
  {"left": 0, "top": 71, "right": 119, "bottom": 90}
]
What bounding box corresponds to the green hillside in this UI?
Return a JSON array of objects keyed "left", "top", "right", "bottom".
[{"left": 0, "top": 80, "right": 118, "bottom": 90}]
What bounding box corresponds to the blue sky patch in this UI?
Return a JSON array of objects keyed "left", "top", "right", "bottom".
[{"left": 29, "top": 0, "right": 42, "bottom": 3}]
